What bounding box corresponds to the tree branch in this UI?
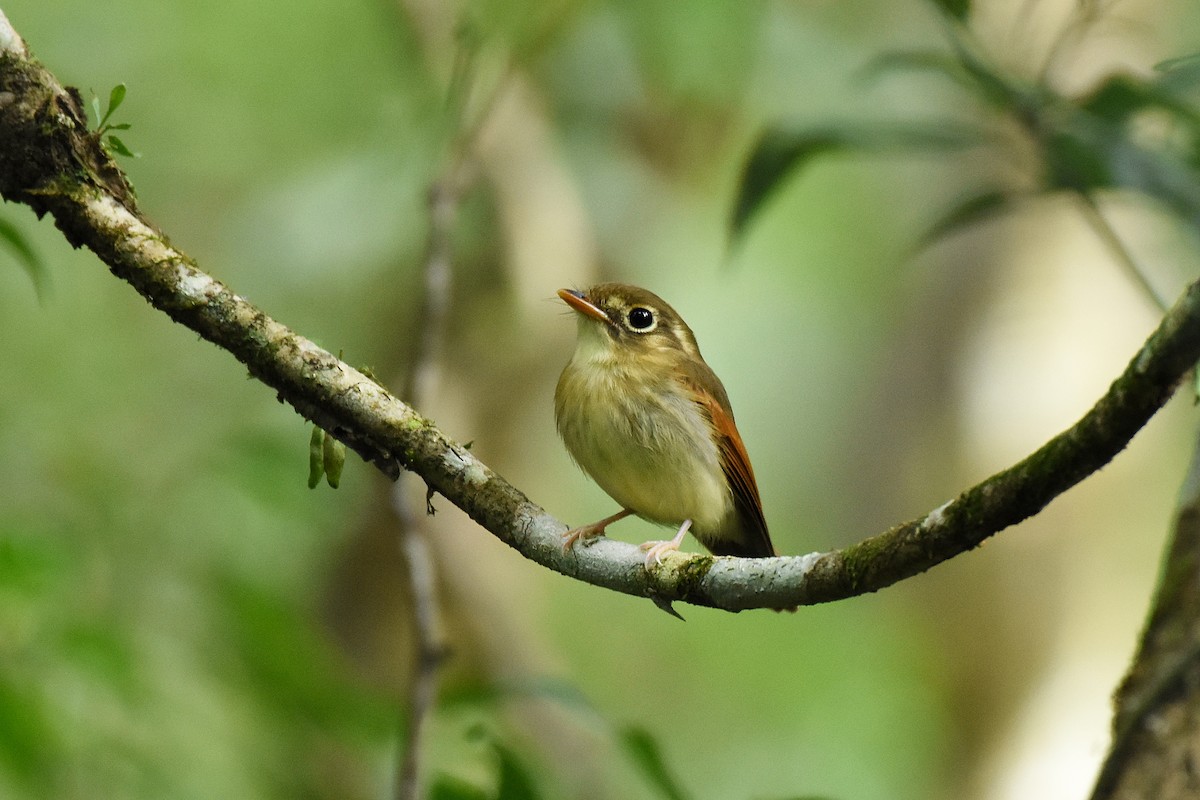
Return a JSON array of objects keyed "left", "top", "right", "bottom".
[
  {"left": 1089, "top": 429, "right": 1200, "bottom": 800},
  {"left": 1, "top": 15, "right": 1198, "bottom": 612}
]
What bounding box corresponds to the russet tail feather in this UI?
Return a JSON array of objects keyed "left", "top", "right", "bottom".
[{"left": 683, "top": 373, "right": 776, "bottom": 559}]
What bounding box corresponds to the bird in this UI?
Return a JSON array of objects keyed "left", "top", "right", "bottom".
[{"left": 554, "top": 283, "right": 779, "bottom": 566}]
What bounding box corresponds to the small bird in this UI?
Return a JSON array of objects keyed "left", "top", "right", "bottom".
[{"left": 555, "top": 283, "right": 778, "bottom": 565}]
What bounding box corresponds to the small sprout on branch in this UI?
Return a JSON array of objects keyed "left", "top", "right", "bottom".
[
  {"left": 307, "top": 425, "right": 325, "bottom": 489},
  {"left": 322, "top": 429, "right": 345, "bottom": 489},
  {"left": 89, "top": 83, "right": 139, "bottom": 158},
  {"left": 307, "top": 425, "right": 347, "bottom": 488}
]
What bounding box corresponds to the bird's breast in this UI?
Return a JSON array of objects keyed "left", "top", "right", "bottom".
[{"left": 555, "top": 357, "right": 731, "bottom": 530}]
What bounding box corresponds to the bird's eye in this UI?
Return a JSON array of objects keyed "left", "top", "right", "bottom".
[{"left": 627, "top": 307, "right": 655, "bottom": 331}]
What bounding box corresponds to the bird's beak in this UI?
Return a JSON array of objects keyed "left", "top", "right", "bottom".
[{"left": 558, "top": 288, "right": 611, "bottom": 325}]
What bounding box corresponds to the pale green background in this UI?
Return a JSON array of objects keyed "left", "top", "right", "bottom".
[{"left": 0, "top": 1, "right": 1197, "bottom": 799}]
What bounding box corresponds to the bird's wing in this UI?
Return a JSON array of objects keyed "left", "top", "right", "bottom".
[{"left": 681, "top": 369, "right": 775, "bottom": 558}]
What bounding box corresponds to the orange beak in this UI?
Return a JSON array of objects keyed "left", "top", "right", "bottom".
[{"left": 558, "top": 288, "right": 611, "bottom": 325}]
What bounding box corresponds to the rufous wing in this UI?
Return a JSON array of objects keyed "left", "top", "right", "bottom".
[{"left": 687, "top": 379, "right": 776, "bottom": 558}]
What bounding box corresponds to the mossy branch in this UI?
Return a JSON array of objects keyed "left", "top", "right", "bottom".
[
  {"left": 1088, "top": 430, "right": 1200, "bottom": 800},
  {"left": 1, "top": 13, "right": 1197, "bottom": 613}
]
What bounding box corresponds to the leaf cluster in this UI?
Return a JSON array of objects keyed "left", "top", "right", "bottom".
[
  {"left": 1, "top": 85, "right": 142, "bottom": 298},
  {"left": 89, "top": 83, "right": 137, "bottom": 158},
  {"left": 427, "top": 707, "right": 810, "bottom": 800},
  {"left": 731, "top": 4, "right": 1200, "bottom": 262},
  {"left": 307, "top": 424, "right": 346, "bottom": 489}
]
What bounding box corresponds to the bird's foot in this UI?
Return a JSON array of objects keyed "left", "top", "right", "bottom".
[
  {"left": 639, "top": 539, "right": 681, "bottom": 566},
  {"left": 561, "top": 523, "right": 606, "bottom": 552},
  {"left": 639, "top": 519, "right": 692, "bottom": 567},
  {"left": 561, "top": 509, "right": 634, "bottom": 553}
]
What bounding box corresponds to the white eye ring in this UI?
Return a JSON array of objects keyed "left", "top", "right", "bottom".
[{"left": 625, "top": 306, "right": 657, "bottom": 333}]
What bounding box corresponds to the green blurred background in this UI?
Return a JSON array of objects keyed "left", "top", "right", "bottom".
[{"left": 1, "top": 0, "right": 1198, "bottom": 798}]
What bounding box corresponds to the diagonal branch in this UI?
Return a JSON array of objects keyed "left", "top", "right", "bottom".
[{"left": 1, "top": 14, "right": 1198, "bottom": 613}]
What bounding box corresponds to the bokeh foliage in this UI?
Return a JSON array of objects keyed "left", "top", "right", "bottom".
[{"left": 1, "top": 1, "right": 1199, "bottom": 799}]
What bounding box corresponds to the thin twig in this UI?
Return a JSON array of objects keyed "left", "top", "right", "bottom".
[
  {"left": 1076, "top": 191, "right": 1169, "bottom": 311},
  {"left": 390, "top": 18, "right": 499, "bottom": 790},
  {"left": 390, "top": 174, "right": 462, "bottom": 800},
  {"left": 391, "top": 492, "right": 446, "bottom": 800},
  {"left": 1034, "top": 0, "right": 1111, "bottom": 86}
]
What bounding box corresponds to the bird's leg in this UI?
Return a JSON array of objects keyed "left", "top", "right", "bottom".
[
  {"left": 640, "top": 519, "right": 693, "bottom": 567},
  {"left": 562, "top": 508, "right": 634, "bottom": 553}
]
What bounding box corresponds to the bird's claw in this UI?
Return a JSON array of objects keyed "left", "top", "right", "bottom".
[
  {"left": 561, "top": 509, "right": 634, "bottom": 554},
  {"left": 561, "top": 525, "right": 604, "bottom": 554},
  {"left": 639, "top": 539, "right": 680, "bottom": 567}
]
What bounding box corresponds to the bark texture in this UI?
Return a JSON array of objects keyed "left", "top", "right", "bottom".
[{"left": 1091, "top": 435, "right": 1200, "bottom": 800}]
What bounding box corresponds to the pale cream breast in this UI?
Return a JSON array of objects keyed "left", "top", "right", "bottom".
[{"left": 555, "top": 345, "right": 732, "bottom": 531}]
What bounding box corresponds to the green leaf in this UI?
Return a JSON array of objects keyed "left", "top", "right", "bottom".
[
  {"left": 1044, "top": 130, "right": 1113, "bottom": 192},
  {"left": 1080, "top": 76, "right": 1154, "bottom": 123},
  {"left": 1079, "top": 73, "right": 1200, "bottom": 126},
  {"left": 430, "top": 774, "right": 490, "bottom": 800},
  {"left": 106, "top": 122, "right": 132, "bottom": 131},
  {"left": 731, "top": 123, "right": 984, "bottom": 240},
  {"left": 107, "top": 83, "right": 126, "bottom": 116},
  {"left": 927, "top": 0, "right": 970, "bottom": 21},
  {"left": 860, "top": 45, "right": 1025, "bottom": 111},
  {"left": 0, "top": 216, "right": 49, "bottom": 302},
  {"left": 96, "top": 83, "right": 126, "bottom": 130},
  {"left": 944, "top": 35, "right": 1023, "bottom": 109},
  {"left": 439, "top": 676, "right": 600, "bottom": 718},
  {"left": 860, "top": 49, "right": 971, "bottom": 87},
  {"left": 915, "top": 188, "right": 1014, "bottom": 251},
  {"left": 1155, "top": 52, "right": 1200, "bottom": 75},
  {"left": 730, "top": 128, "right": 843, "bottom": 239},
  {"left": 105, "top": 135, "right": 138, "bottom": 158},
  {"left": 322, "top": 432, "right": 345, "bottom": 489},
  {"left": 1043, "top": 73, "right": 1200, "bottom": 220},
  {"left": 307, "top": 426, "right": 325, "bottom": 489},
  {"left": 1157, "top": 61, "right": 1200, "bottom": 97},
  {"left": 1099, "top": 137, "right": 1200, "bottom": 223},
  {"left": 493, "top": 740, "right": 541, "bottom": 800},
  {"left": 90, "top": 93, "right": 102, "bottom": 127},
  {"left": 620, "top": 725, "right": 689, "bottom": 800}
]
